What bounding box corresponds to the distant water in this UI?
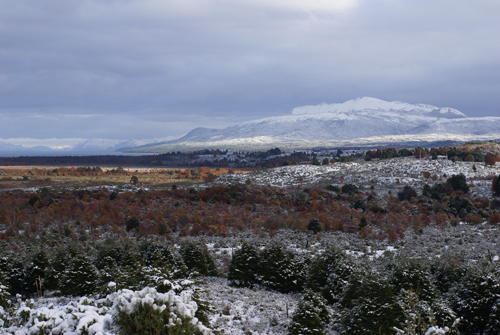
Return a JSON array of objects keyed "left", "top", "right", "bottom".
[{"left": 0, "top": 151, "right": 152, "bottom": 157}]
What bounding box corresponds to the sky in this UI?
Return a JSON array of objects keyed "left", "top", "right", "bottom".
[{"left": 1, "top": 0, "right": 499, "bottom": 147}]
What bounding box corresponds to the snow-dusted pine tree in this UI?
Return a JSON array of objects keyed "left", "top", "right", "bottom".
[
  {"left": 59, "top": 253, "right": 99, "bottom": 296},
  {"left": 340, "top": 268, "right": 402, "bottom": 335},
  {"left": 288, "top": 289, "right": 329, "bottom": 335},
  {"left": 306, "top": 246, "right": 356, "bottom": 304},
  {"left": 180, "top": 242, "right": 217, "bottom": 276},
  {"left": 228, "top": 242, "right": 259, "bottom": 287},
  {"left": 449, "top": 263, "right": 500, "bottom": 334}
]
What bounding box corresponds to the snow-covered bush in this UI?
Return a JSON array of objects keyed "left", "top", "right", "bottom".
[{"left": 0, "top": 286, "right": 212, "bottom": 335}]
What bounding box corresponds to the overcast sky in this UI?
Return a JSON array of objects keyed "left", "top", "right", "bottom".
[{"left": 1, "top": 0, "right": 499, "bottom": 146}]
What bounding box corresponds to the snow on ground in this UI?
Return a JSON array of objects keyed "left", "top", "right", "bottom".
[
  {"left": 199, "top": 277, "right": 300, "bottom": 335},
  {"left": 201, "top": 158, "right": 500, "bottom": 196}
]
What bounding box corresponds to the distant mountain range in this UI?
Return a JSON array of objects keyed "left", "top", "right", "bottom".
[
  {"left": 124, "top": 97, "right": 500, "bottom": 152},
  {"left": 2, "top": 97, "right": 499, "bottom": 153}
]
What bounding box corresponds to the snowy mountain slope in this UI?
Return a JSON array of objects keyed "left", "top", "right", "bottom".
[{"left": 126, "top": 97, "right": 500, "bottom": 152}]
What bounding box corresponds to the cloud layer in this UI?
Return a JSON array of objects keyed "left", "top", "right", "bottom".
[{"left": 0, "top": 0, "right": 499, "bottom": 143}]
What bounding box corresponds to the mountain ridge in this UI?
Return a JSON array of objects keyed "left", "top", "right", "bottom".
[{"left": 125, "top": 97, "right": 500, "bottom": 152}]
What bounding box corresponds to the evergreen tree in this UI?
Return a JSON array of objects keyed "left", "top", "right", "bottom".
[
  {"left": 257, "top": 242, "right": 305, "bottom": 293},
  {"left": 389, "top": 258, "right": 455, "bottom": 327},
  {"left": 340, "top": 269, "right": 402, "bottom": 335},
  {"left": 449, "top": 263, "right": 500, "bottom": 334},
  {"left": 288, "top": 289, "right": 330, "bottom": 335},
  {"left": 306, "top": 246, "right": 356, "bottom": 304},
  {"left": 24, "top": 249, "right": 49, "bottom": 295},
  {"left": 59, "top": 252, "right": 99, "bottom": 296},
  {"left": 228, "top": 242, "right": 259, "bottom": 287},
  {"left": 307, "top": 219, "right": 322, "bottom": 234},
  {"left": 180, "top": 242, "right": 217, "bottom": 276},
  {"left": 139, "top": 240, "right": 187, "bottom": 278},
  {"left": 486, "top": 298, "right": 500, "bottom": 335}
]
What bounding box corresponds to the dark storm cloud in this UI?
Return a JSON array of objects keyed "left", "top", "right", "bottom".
[{"left": 0, "top": 0, "right": 499, "bottom": 143}]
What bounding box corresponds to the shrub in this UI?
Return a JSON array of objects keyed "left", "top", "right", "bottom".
[
  {"left": 113, "top": 287, "right": 209, "bottom": 335},
  {"left": 28, "top": 195, "right": 41, "bottom": 207},
  {"left": 492, "top": 175, "right": 500, "bottom": 194},
  {"left": 126, "top": 216, "right": 141, "bottom": 231}
]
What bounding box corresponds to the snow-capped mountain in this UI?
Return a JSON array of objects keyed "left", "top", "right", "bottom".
[{"left": 126, "top": 97, "right": 500, "bottom": 152}]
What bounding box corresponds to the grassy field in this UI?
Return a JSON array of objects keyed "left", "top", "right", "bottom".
[{"left": 0, "top": 165, "right": 251, "bottom": 191}]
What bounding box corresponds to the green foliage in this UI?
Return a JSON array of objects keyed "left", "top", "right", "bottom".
[
  {"left": 228, "top": 242, "right": 259, "bottom": 287},
  {"left": 388, "top": 258, "right": 456, "bottom": 327},
  {"left": 446, "top": 196, "right": 477, "bottom": 218},
  {"left": 486, "top": 298, "right": 500, "bottom": 335},
  {"left": 59, "top": 252, "right": 99, "bottom": 296},
  {"left": 341, "top": 184, "right": 358, "bottom": 194},
  {"left": 28, "top": 195, "right": 41, "bottom": 207},
  {"left": 139, "top": 241, "right": 187, "bottom": 278},
  {"left": 180, "top": 242, "right": 217, "bottom": 276},
  {"left": 110, "top": 192, "right": 118, "bottom": 200},
  {"left": 398, "top": 186, "right": 417, "bottom": 202},
  {"left": 340, "top": 269, "right": 402, "bottom": 335},
  {"left": 115, "top": 300, "right": 203, "bottom": 335},
  {"left": 23, "top": 249, "right": 49, "bottom": 295},
  {"left": 288, "top": 289, "right": 329, "bottom": 335},
  {"left": 449, "top": 263, "right": 500, "bottom": 334},
  {"left": 322, "top": 158, "right": 329, "bottom": 165},
  {"left": 493, "top": 175, "right": 500, "bottom": 194},
  {"left": 126, "top": 216, "right": 141, "bottom": 232},
  {"left": 257, "top": 242, "right": 307, "bottom": 293},
  {"left": 306, "top": 246, "right": 356, "bottom": 304},
  {"left": 312, "top": 158, "right": 321, "bottom": 166},
  {"left": 307, "top": 219, "right": 322, "bottom": 234},
  {"left": 446, "top": 173, "right": 469, "bottom": 194}
]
